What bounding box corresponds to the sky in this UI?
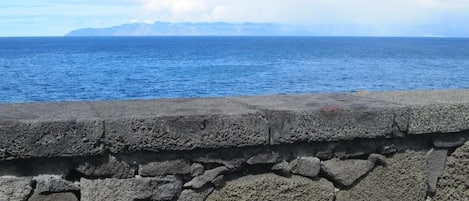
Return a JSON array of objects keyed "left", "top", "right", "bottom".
[{"left": 1, "top": 0, "right": 469, "bottom": 36}]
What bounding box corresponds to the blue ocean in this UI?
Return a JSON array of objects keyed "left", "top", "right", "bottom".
[{"left": 1, "top": 37, "right": 469, "bottom": 103}]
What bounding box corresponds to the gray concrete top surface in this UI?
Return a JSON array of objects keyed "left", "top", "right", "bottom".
[
  {"left": 352, "top": 89, "right": 469, "bottom": 105},
  {"left": 1, "top": 89, "right": 469, "bottom": 160}
]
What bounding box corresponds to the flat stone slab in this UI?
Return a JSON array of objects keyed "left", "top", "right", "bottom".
[
  {"left": 321, "top": 159, "right": 374, "bottom": 187},
  {"left": 89, "top": 98, "right": 270, "bottom": 152},
  {"left": 425, "top": 148, "right": 448, "bottom": 195},
  {"left": 178, "top": 187, "right": 214, "bottom": 201},
  {"left": 290, "top": 157, "right": 321, "bottom": 178},
  {"left": 73, "top": 155, "right": 135, "bottom": 179},
  {"left": 29, "top": 192, "right": 78, "bottom": 201},
  {"left": 230, "top": 94, "right": 408, "bottom": 143},
  {"left": 354, "top": 90, "right": 469, "bottom": 134},
  {"left": 0, "top": 176, "right": 32, "bottom": 201},
  {"left": 1, "top": 90, "right": 469, "bottom": 160},
  {"left": 33, "top": 175, "right": 79, "bottom": 194},
  {"left": 184, "top": 166, "right": 228, "bottom": 189},
  {"left": 0, "top": 102, "right": 104, "bottom": 160}
]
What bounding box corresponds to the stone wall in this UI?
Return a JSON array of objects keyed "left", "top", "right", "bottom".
[{"left": 1, "top": 90, "right": 468, "bottom": 201}]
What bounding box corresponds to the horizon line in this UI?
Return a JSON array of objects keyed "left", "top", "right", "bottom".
[{"left": 1, "top": 35, "right": 467, "bottom": 38}]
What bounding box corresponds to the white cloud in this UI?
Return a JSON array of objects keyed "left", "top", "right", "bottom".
[{"left": 134, "top": 0, "right": 469, "bottom": 25}]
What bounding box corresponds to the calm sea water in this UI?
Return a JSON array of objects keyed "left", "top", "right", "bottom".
[{"left": 1, "top": 36, "right": 469, "bottom": 103}]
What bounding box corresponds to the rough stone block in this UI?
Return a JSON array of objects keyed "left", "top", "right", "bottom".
[
  {"left": 321, "top": 159, "right": 374, "bottom": 187},
  {"left": 0, "top": 119, "right": 103, "bottom": 160},
  {"left": 139, "top": 159, "right": 190, "bottom": 176},
  {"left": 206, "top": 173, "right": 335, "bottom": 201},
  {"left": 367, "top": 153, "right": 387, "bottom": 166},
  {"left": 178, "top": 187, "right": 214, "bottom": 201},
  {"left": 434, "top": 141, "right": 469, "bottom": 201},
  {"left": 271, "top": 161, "right": 291, "bottom": 177},
  {"left": 184, "top": 166, "right": 228, "bottom": 189},
  {"left": 246, "top": 151, "right": 281, "bottom": 165},
  {"left": 425, "top": 148, "right": 447, "bottom": 195},
  {"left": 290, "top": 157, "right": 320, "bottom": 178},
  {"left": 88, "top": 99, "right": 269, "bottom": 152},
  {"left": 103, "top": 114, "right": 268, "bottom": 152},
  {"left": 354, "top": 90, "right": 469, "bottom": 135},
  {"left": 407, "top": 105, "right": 469, "bottom": 134},
  {"left": 33, "top": 175, "right": 79, "bottom": 194},
  {"left": 211, "top": 175, "right": 224, "bottom": 187},
  {"left": 29, "top": 192, "right": 78, "bottom": 201},
  {"left": 336, "top": 151, "right": 427, "bottom": 201},
  {"left": 229, "top": 94, "right": 412, "bottom": 144},
  {"left": 190, "top": 163, "right": 205, "bottom": 177},
  {"left": 192, "top": 148, "right": 252, "bottom": 169},
  {"left": 73, "top": 155, "right": 135, "bottom": 179},
  {"left": 80, "top": 176, "right": 182, "bottom": 201},
  {"left": 0, "top": 176, "right": 32, "bottom": 201},
  {"left": 0, "top": 100, "right": 104, "bottom": 160}
]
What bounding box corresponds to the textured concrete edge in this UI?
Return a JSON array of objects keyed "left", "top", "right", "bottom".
[{"left": 1, "top": 89, "right": 469, "bottom": 160}]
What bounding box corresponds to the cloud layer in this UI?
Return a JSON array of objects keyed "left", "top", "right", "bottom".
[
  {"left": 1, "top": 0, "right": 469, "bottom": 36},
  {"left": 135, "top": 0, "right": 469, "bottom": 25}
]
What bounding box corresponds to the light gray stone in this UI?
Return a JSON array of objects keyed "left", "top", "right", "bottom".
[
  {"left": 321, "top": 159, "right": 374, "bottom": 187},
  {"left": 206, "top": 173, "right": 335, "bottom": 201},
  {"left": 33, "top": 175, "right": 79, "bottom": 194},
  {"left": 426, "top": 148, "right": 448, "bottom": 195},
  {"left": 367, "top": 153, "right": 387, "bottom": 166},
  {"left": 290, "top": 157, "right": 320, "bottom": 178},
  {"left": 139, "top": 159, "right": 190, "bottom": 176},
  {"left": 184, "top": 166, "right": 228, "bottom": 189},
  {"left": 73, "top": 155, "right": 135, "bottom": 179},
  {"left": 434, "top": 141, "right": 469, "bottom": 201},
  {"left": 178, "top": 187, "right": 214, "bottom": 201},
  {"left": 80, "top": 176, "right": 182, "bottom": 201},
  {"left": 29, "top": 192, "right": 78, "bottom": 201},
  {"left": 336, "top": 151, "right": 427, "bottom": 201},
  {"left": 271, "top": 161, "right": 291, "bottom": 177},
  {"left": 0, "top": 176, "right": 32, "bottom": 201},
  {"left": 246, "top": 151, "right": 281, "bottom": 165},
  {"left": 190, "top": 163, "right": 204, "bottom": 177}
]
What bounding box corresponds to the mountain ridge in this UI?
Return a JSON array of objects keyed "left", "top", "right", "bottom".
[
  {"left": 65, "top": 21, "right": 312, "bottom": 36},
  {"left": 65, "top": 21, "right": 469, "bottom": 37}
]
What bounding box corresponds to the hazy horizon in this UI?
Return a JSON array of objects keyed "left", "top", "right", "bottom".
[{"left": 2, "top": 0, "right": 469, "bottom": 37}]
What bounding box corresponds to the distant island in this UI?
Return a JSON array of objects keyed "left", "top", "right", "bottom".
[
  {"left": 65, "top": 22, "right": 316, "bottom": 36},
  {"left": 65, "top": 21, "right": 467, "bottom": 37}
]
